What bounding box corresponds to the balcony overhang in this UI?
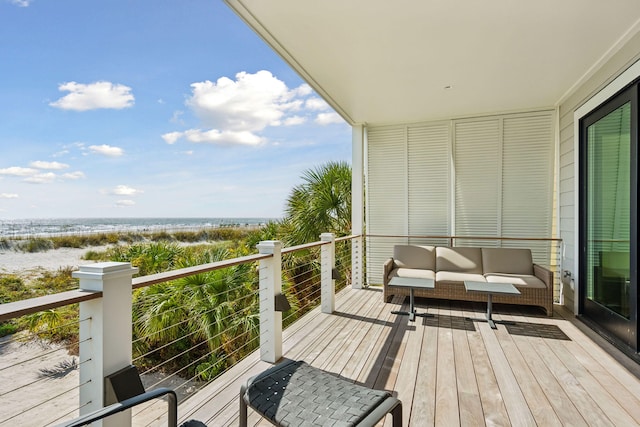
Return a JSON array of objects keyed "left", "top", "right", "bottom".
[{"left": 224, "top": 0, "right": 640, "bottom": 126}]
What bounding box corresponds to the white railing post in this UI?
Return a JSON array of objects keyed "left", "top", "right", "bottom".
[
  {"left": 74, "top": 262, "right": 138, "bottom": 427},
  {"left": 320, "top": 233, "right": 336, "bottom": 313},
  {"left": 257, "top": 240, "right": 283, "bottom": 363},
  {"left": 352, "top": 235, "right": 364, "bottom": 289}
]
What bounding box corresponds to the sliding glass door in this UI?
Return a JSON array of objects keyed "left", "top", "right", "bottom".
[{"left": 580, "top": 83, "right": 638, "bottom": 351}]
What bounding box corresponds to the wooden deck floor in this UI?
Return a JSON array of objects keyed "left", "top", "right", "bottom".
[{"left": 140, "top": 287, "right": 640, "bottom": 426}]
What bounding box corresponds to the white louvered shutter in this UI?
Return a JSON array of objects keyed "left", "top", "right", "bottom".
[
  {"left": 502, "top": 112, "right": 555, "bottom": 260},
  {"left": 453, "top": 118, "right": 501, "bottom": 247},
  {"left": 367, "top": 126, "right": 406, "bottom": 284},
  {"left": 407, "top": 122, "right": 450, "bottom": 245}
]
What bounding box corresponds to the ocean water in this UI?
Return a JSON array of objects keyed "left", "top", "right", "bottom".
[{"left": 0, "top": 218, "right": 275, "bottom": 238}]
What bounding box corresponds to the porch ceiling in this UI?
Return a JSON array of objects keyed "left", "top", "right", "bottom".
[{"left": 225, "top": 0, "right": 640, "bottom": 126}]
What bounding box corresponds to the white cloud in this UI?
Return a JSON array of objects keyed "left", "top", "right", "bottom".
[
  {"left": 295, "top": 84, "right": 313, "bottom": 96},
  {"left": 165, "top": 70, "right": 342, "bottom": 147},
  {"left": 184, "top": 129, "right": 264, "bottom": 146},
  {"left": 170, "top": 111, "right": 184, "bottom": 124},
  {"left": 161, "top": 132, "right": 182, "bottom": 145},
  {"left": 305, "top": 97, "right": 330, "bottom": 111},
  {"left": 112, "top": 185, "right": 143, "bottom": 196},
  {"left": 89, "top": 144, "right": 124, "bottom": 157},
  {"left": 10, "top": 0, "right": 31, "bottom": 7},
  {"left": 284, "top": 116, "right": 306, "bottom": 126},
  {"left": 50, "top": 81, "right": 134, "bottom": 111},
  {"left": 62, "top": 171, "right": 86, "bottom": 180},
  {"left": 315, "top": 112, "right": 344, "bottom": 125},
  {"left": 30, "top": 160, "right": 69, "bottom": 170},
  {"left": 52, "top": 149, "right": 70, "bottom": 158},
  {"left": 24, "top": 172, "right": 56, "bottom": 184},
  {"left": 187, "top": 70, "right": 298, "bottom": 132},
  {"left": 0, "top": 167, "right": 37, "bottom": 176},
  {"left": 0, "top": 193, "right": 18, "bottom": 199},
  {"left": 116, "top": 200, "right": 135, "bottom": 207}
]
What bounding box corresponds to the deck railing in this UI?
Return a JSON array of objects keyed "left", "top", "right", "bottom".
[
  {"left": 0, "top": 233, "right": 357, "bottom": 426},
  {"left": 0, "top": 232, "right": 561, "bottom": 425}
]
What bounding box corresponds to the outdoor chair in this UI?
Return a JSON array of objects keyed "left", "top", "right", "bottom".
[
  {"left": 57, "top": 365, "right": 204, "bottom": 427},
  {"left": 240, "top": 359, "right": 402, "bottom": 427}
]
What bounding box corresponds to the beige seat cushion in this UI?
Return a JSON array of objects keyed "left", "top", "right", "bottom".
[
  {"left": 436, "top": 247, "right": 483, "bottom": 273},
  {"left": 484, "top": 273, "right": 546, "bottom": 288},
  {"left": 390, "top": 268, "right": 436, "bottom": 281},
  {"left": 482, "top": 248, "right": 533, "bottom": 275},
  {"left": 393, "top": 245, "right": 436, "bottom": 270},
  {"left": 436, "top": 271, "right": 486, "bottom": 285}
]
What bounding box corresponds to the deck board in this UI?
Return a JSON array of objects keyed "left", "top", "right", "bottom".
[{"left": 134, "top": 287, "right": 640, "bottom": 427}]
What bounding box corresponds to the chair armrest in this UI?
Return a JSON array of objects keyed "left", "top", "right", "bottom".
[
  {"left": 57, "top": 388, "right": 177, "bottom": 427},
  {"left": 383, "top": 258, "right": 395, "bottom": 286},
  {"left": 533, "top": 264, "right": 553, "bottom": 289}
]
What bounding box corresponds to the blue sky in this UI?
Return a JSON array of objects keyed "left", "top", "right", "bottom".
[{"left": 0, "top": 0, "right": 351, "bottom": 219}]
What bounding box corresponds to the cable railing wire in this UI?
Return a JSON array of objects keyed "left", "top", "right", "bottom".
[
  {"left": 0, "top": 237, "right": 352, "bottom": 425},
  {"left": 0, "top": 378, "right": 89, "bottom": 425}
]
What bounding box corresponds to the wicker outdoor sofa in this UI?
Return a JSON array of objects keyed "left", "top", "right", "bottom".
[{"left": 383, "top": 245, "right": 554, "bottom": 316}]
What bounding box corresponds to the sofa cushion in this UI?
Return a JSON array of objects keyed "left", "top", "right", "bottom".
[
  {"left": 436, "top": 271, "right": 486, "bottom": 285},
  {"left": 393, "top": 245, "right": 436, "bottom": 270},
  {"left": 482, "top": 248, "right": 533, "bottom": 275},
  {"left": 390, "top": 268, "right": 436, "bottom": 281},
  {"left": 436, "top": 247, "right": 483, "bottom": 273},
  {"left": 484, "top": 273, "right": 546, "bottom": 288}
]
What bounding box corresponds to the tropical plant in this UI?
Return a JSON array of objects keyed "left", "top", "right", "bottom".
[
  {"left": 283, "top": 161, "right": 352, "bottom": 246},
  {"left": 131, "top": 246, "right": 261, "bottom": 379},
  {"left": 280, "top": 161, "right": 353, "bottom": 312}
]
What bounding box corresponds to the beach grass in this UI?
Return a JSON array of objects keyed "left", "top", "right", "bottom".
[{"left": 3, "top": 227, "right": 255, "bottom": 253}]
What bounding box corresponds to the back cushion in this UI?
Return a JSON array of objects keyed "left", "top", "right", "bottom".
[
  {"left": 393, "top": 245, "right": 436, "bottom": 270},
  {"left": 436, "top": 247, "right": 483, "bottom": 273},
  {"left": 482, "top": 248, "right": 533, "bottom": 275}
]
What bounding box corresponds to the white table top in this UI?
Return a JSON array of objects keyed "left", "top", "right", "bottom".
[
  {"left": 464, "top": 281, "right": 521, "bottom": 295},
  {"left": 388, "top": 276, "right": 435, "bottom": 289}
]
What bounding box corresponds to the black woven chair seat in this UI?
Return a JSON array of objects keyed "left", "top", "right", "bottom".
[{"left": 239, "top": 359, "right": 402, "bottom": 427}]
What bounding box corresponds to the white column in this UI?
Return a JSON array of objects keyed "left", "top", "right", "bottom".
[
  {"left": 352, "top": 124, "right": 365, "bottom": 289},
  {"left": 320, "top": 233, "right": 336, "bottom": 313},
  {"left": 75, "top": 262, "right": 138, "bottom": 427},
  {"left": 257, "top": 240, "right": 283, "bottom": 363}
]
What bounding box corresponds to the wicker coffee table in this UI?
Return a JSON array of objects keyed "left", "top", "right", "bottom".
[
  {"left": 464, "top": 281, "right": 520, "bottom": 329},
  {"left": 388, "top": 276, "right": 435, "bottom": 321}
]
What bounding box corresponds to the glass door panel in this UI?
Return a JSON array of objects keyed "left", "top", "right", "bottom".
[
  {"left": 585, "top": 102, "right": 631, "bottom": 318},
  {"left": 581, "top": 82, "right": 637, "bottom": 352}
]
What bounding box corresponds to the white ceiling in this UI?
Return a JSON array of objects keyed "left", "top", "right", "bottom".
[{"left": 225, "top": 0, "right": 640, "bottom": 125}]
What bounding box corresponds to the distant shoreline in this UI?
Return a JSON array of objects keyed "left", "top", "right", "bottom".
[
  {"left": 0, "top": 224, "right": 266, "bottom": 278},
  {"left": 0, "top": 217, "right": 277, "bottom": 239}
]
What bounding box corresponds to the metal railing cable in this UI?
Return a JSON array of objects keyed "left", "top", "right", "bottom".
[{"left": 0, "top": 236, "right": 357, "bottom": 426}]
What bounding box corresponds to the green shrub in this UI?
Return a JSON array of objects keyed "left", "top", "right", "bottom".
[
  {"left": 0, "top": 275, "right": 29, "bottom": 303},
  {"left": 0, "top": 238, "right": 10, "bottom": 250},
  {"left": 51, "top": 235, "right": 84, "bottom": 249},
  {"left": 172, "top": 231, "right": 203, "bottom": 243},
  {"left": 17, "top": 238, "right": 54, "bottom": 253},
  {"left": 0, "top": 322, "right": 18, "bottom": 337},
  {"left": 82, "top": 250, "right": 107, "bottom": 261},
  {"left": 150, "top": 231, "right": 173, "bottom": 242}
]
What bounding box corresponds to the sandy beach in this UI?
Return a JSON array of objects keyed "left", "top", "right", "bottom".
[{"left": 0, "top": 246, "right": 108, "bottom": 278}]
